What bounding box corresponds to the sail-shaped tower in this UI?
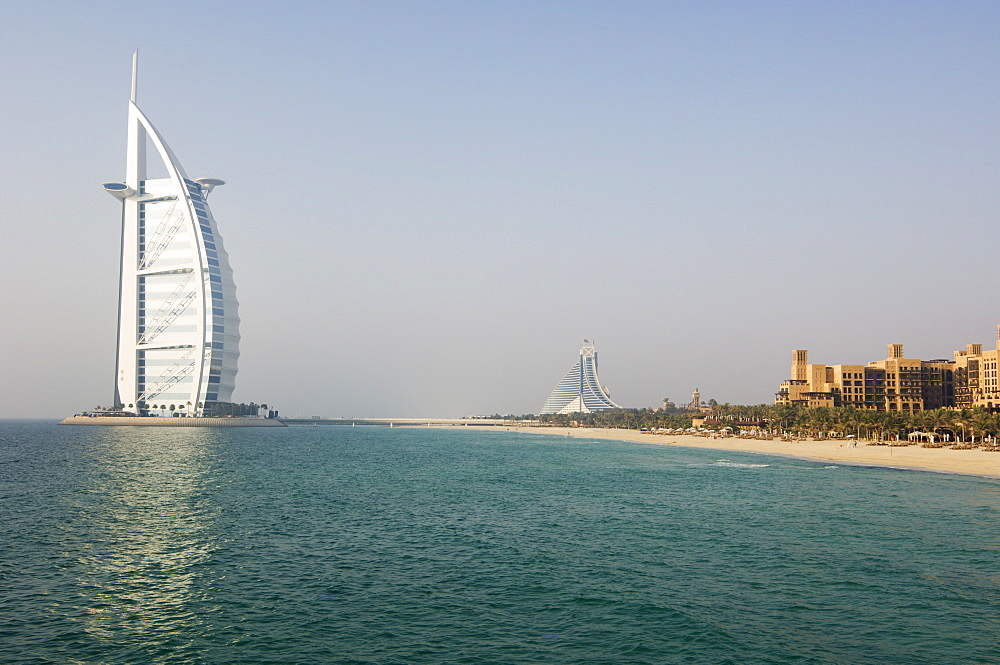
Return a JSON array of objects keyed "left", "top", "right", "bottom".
[
  {"left": 540, "top": 344, "right": 622, "bottom": 414},
  {"left": 104, "top": 53, "right": 239, "bottom": 415}
]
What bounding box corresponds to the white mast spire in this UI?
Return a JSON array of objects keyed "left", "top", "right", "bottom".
[{"left": 130, "top": 50, "right": 137, "bottom": 103}]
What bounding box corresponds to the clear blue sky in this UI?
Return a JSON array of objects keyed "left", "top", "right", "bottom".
[{"left": 2, "top": 1, "right": 999, "bottom": 418}]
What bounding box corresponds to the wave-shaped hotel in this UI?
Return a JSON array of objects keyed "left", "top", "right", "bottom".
[
  {"left": 540, "top": 343, "right": 622, "bottom": 414},
  {"left": 102, "top": 53, "right": 239, "bottom": 416}
]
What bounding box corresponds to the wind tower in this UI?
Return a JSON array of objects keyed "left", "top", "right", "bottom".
[
  {"left": 791, "top": 350, "right": 809, "bottom": 381},
  {"left": 103, "top": 52, "right": 240, "bottom": 415}
]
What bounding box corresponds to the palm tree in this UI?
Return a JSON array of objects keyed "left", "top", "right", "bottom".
[
  {"left": 969, "top": 410, "right": 998, "bottom": 446},
  {"left": 981, "top": 415, "right": 996, "bottom": 448},
  {"left": 952, "top": 409, "right": 973, "bottom": 442},
  {"left": 987, "top": 414, "right": 1000, "bottom": 449},
  {"left": 806, "top": 408, "right": 834, "bottom": 439},
  {"left": 855, "top": 409, "right": 879, "bottom": 441},
  {"left": 920, "top": 409, "right": 952, "bottom": 443},
  {"left": 880, "top": 411, "right": 905, "bottom": 442},
  {"left": 836, "top": 408, "right": 861, "bottom": 439},
  {"left": 768, "top": 404, "right": 799, "bottom": 436}
]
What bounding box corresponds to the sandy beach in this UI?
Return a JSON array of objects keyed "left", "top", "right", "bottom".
[{"left": 498, "top": 427, "right": 1000, "bottom": 480}]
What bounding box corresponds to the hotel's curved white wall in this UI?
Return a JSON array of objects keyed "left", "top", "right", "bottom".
[{"left": 108, "top": 62, "right": 239, "bottom": 415}]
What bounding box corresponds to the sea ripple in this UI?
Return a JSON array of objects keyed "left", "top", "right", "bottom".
[{"left": 1, "top": 422, "right": 998, "bottom": 664}]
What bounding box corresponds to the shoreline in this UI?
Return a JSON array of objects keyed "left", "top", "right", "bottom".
[{"left": 484, "top": 426, "right": 1000, "bottom": 480}]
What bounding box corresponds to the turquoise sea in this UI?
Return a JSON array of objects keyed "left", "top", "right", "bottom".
[{"left": 1, "top": 420, "right": 999, "bottom": 664}]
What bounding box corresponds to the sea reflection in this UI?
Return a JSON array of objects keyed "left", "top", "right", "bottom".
[{"left": 70, "top": 427, "right": 222, "bottom": 652}]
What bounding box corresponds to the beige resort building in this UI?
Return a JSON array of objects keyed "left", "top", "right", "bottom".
[{"left": 776, "top": 327, "right": 1000, "bottom": 412}]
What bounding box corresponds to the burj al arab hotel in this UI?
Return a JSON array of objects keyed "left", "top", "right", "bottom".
[{"left": 103, "top": 53, "right": 239, "bottom": 415}]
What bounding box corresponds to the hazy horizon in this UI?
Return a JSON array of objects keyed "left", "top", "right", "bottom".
[{"left": 2, "top": 2, "right": 999, "bottom": 418}]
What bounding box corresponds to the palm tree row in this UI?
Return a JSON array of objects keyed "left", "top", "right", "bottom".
[{"left": 536, "top": 405, "right": 1000, "bottom": 445}]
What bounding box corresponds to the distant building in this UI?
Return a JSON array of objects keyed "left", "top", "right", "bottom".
[
  {"left": 776, "top": 344, "right": 954, "bottom": 412},
  {"left": 102, "top": 53, "right": 240, "bottom": 415},
  {"left": 952, "top": 326, "right": 1000, "bottom": 410},
  {"left": 540, "top": 344, "right": 622, "bottom": 414}
]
